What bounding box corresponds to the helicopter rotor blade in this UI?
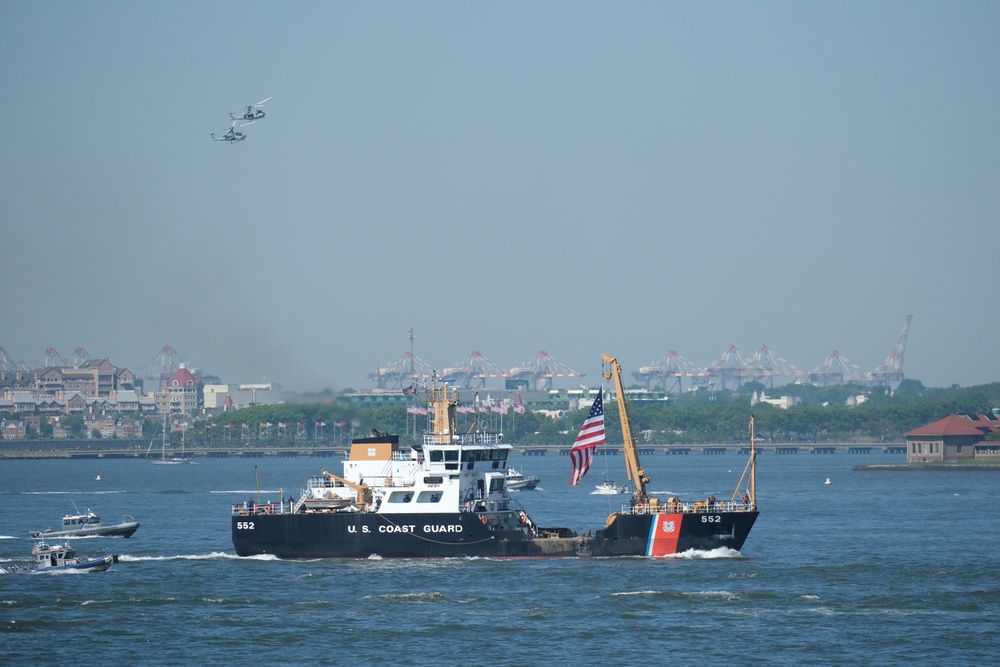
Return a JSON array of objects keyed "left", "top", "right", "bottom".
[{"left": 255, "top": 97, "right": 271, "bottom": 107}]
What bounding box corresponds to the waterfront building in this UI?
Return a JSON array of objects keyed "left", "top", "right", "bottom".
[
  {"left": 31, "top": 359, "right": 135, "bottom": 398},
  {"left": 905, "top": 412, "right": 1000, "bottom": 463}
]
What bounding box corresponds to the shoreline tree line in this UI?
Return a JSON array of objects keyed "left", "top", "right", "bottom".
[{"left": 4, "top": 379, "right": 999, "bottom": 447}]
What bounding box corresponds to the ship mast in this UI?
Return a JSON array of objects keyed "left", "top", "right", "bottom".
[
  {"left": 731, "top": 414, "right": 758, "bottom": 510},
  {"left": 602, "top": 354, "right": 652, "bottom": 506},
  {"left": 427, "top": 371, "right": 460, "bottom": 443},
  {"left": 749, "top": 414, "right": 757, "bottom": 509}
]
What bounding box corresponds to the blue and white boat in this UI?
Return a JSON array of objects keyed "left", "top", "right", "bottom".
[{"left": 4, "top": 542, "right": 119, "bottom": 574}]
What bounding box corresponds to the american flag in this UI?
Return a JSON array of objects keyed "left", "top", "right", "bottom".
[{"left": 570, "top": 388, "right": 605, "bottom": 485}]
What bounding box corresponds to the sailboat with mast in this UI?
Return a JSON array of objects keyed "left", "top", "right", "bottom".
[{"left": 148, "top": 409, "right": 195, "bottom": 464}]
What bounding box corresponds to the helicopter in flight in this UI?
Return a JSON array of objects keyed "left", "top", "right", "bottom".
[
  {"left": 230, "top": 97, "right": 271, "bottom": 122},
  {"left": 211, "top": 121, "right": 254, "bottom": 143}
]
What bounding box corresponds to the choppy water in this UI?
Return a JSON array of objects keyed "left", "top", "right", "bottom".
[{"left": 1, "top": 452, "right": 997, "bottom": 666}]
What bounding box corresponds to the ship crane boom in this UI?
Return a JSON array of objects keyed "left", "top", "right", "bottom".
[
  {"left": 602, "top": 354, "right": 653, "bottom": 507},
  {"left": 322, "top": 470, "right": 373, "bottom": 508}
]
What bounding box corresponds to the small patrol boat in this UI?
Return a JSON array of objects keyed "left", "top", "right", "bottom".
[
  {"left": 505, "top": 467, "right": 540, "bottom": 491},
  {"left": 4, "top": 542, "right": 119, "bottom": 574},
  {"left": 30, "top": 508, "right": 140, "bottom": 539},
  {"left": 233, "top": 356, "right": 759, "bottom": 559}
]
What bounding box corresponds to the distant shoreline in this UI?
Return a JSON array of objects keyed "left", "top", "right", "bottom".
[{"left": 854, "top": 463, "right": 1000, "bottom": 471}]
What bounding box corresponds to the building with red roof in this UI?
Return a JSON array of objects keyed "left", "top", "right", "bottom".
[
  {"left": 905, "top": 413, "right": 1000, "bottom": 462},
  {"left": 160, "top": 364, "right": 203, "bottom": 416}
]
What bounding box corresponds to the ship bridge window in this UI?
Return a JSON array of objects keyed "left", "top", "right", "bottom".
[
  {"left": 429, "top": 450, "right": 443, "bottom": 462},
  {"left": 387, "top": 491, "right": 413, "bottom": 503},
  {"left": 461, "top": 449, "right": 507, "bottom": 465},
  {"left": 416, "top": 492, "right": 442, "bottom": 503}
]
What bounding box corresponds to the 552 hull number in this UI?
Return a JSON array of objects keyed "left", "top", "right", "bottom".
[{"left": 236, "top": 521, "right": 255, "bottom": 530}]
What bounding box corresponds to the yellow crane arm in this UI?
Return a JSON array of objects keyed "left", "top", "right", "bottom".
[
  {"left": 322, "top": 470, "right": 373, "bottom": 507},
  {"left": 601, "top": 354, "right": 652, "bottom": 506}
]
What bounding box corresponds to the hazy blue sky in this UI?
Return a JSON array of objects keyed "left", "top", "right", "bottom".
[{"left": 2, "top": 2, "right": 998, "bottom": 391}]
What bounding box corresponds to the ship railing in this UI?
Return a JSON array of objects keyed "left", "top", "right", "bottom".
[
  {"left": 459, "top": 433, "right": 501, "bottom": 446},
  {"left": 462, "top": 496, "right": 512, "bottom": 514},
  {"left": 625, "top": 500, "right": 753, "bottom": 515},
  {"left": 422, "top": 433, "right": 502, "bottom": 446},
  {"left": 380, "top": 475, "right": 416, "bottom": 488},
  {"left": 232, "top": 500, "right": 295, "bottom": 516},
  {"left": 306, "top": 475, "right": 345, "bottom": 489}
]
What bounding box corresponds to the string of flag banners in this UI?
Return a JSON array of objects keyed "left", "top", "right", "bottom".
[{"left": 216, "top": 420, "right": 348, "bottom": 431}]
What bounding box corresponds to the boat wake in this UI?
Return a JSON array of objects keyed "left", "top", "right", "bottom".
[
  {"left": 117, "top": 552, "right": 272, "bottom": 562},
  {"left": 15, "top": 490, "right": 125, "bottom": 496},
  {"left": 3, "top": 567, "right": 93, "bottom": 576},
  {"left": 667, "top": 547, "right": 743, "bottom": 559}
]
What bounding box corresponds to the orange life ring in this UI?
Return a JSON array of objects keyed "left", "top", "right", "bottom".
[
  {"left": 264, "top": 505, "right": 272, "bottom": 515},
  {"left": 519, "top": 512, "right": 528, "bottom": 524},
  {"left": 480, "top": 514, "right": 489, "bottom": 525}
]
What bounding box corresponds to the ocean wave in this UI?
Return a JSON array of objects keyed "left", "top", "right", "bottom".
[
  {"left": 686, "top": 590, "right": 744, "bottom": 601},
  {"left": 364, "top": 592, "right": 446, "bottom": 603},
  {"left": 610, "top": 590, "right": 662, "bottom": 597}
]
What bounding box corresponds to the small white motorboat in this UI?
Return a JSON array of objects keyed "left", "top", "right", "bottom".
[{"left": 593, "top": 481, "right": 630, "bottom": 495}]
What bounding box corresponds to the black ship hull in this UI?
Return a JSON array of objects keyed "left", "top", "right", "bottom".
[{"left": 232, "top": 509, "right": 758, "bottom": 559}]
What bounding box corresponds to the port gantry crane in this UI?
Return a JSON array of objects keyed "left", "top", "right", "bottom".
[{"left": 872, "top": 315, "right": 913, "bottom": 386}]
